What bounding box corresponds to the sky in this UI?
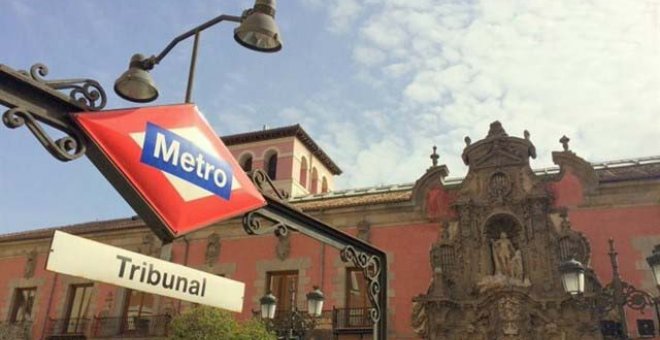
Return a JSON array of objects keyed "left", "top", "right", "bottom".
[{"left": 1, "top": 0, "right": 659, "bottom": 234}]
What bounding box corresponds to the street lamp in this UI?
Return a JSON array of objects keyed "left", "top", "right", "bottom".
[
  {"left": 559, "top": 239, "right": 656, "bottom": 339},
  {"left": 646, "top": 245, "right": 660, "bottom": 288},
  {"left": 114, "top": 0, "right": 282, "bottom": 103},
  {"left": 259, "top": 286, "right": 324, "bottom": 339},
  {"left": 260, "top": 292, "right": 278, "bottom": 320},
  {"left": 559, "top": 258, "right": 585, "bottom": 296},
  {"left": 306, "top": 286, "right": 325, "bottom": 317}
]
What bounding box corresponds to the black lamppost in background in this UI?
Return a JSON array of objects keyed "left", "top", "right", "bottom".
[
  {"left": 646, "top": 244, "right": 660, "bottom": 335},
  {"left": 259, "top": 286, "right": 325, "bottom": 339},
  {"left": 560, "top": 239, "right": 658, "bottom": 339}
]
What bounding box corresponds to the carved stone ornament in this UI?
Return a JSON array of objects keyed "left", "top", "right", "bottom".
[
  {"left": 24, "top": 249, "right": 37, "bottom": 279},
  {"left": 138, "top": 234, "right": 158, "bottom": 256},
  {"left": 489, "top": 172, "right": 512, "bottom": 201},
  {"left": 357, "top": 220, "right": 371, "bottom": 242},
  {"left": 276, "top": 232, "right": 291, "bottom": 261},
  {"left": 412, "top": 122, "right": 603, "bottom": 340},
  {"left": 205, "top": 233, "right": 221, "bottom": 266}
]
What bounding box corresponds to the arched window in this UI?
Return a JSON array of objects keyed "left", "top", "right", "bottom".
[
  {"left": 299, "top": 157, "right": 308, "bottom": 187},
  {"left": 240, "top": 154, "right": 253, "bottom": 172},
  {"left": 266, "top": 152, "right": 278, "bottom": 180},
  {"left": 311, "top": 167, "right": 318, "bottom": 194},
  {"left": 321, "top": 177, "right": 328, "bottom": 193}
]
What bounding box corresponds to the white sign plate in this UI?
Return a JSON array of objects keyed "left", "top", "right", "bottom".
[{"left": 46, "top": 231, "right": 244, "bottom": 312}]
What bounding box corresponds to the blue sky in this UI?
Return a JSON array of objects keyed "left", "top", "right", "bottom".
[{"left": 2, "top": 0, "right": 660, "bottom": 234}]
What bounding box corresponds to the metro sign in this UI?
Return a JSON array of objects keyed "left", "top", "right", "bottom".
[{"left": 73, "top": 104, "right": 265, "bottom": 241}]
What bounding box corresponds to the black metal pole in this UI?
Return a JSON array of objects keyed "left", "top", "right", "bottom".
[
  {"left": 608, "top": 239, "right": 629, "bottom": 339},
  {"left": 185, "top": 32, "right": 201, "bottom": 103},
  {"left": 152, "top": 14, "right": 241, "bottom": 66}
]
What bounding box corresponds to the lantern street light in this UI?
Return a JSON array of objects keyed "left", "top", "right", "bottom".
[
  {"left": 559, "top": 258, "right": 585, "bottom": 296},
  {"left": 260, "top": 286, "right": 325, "bottom": 339},
  {"left": 559, "top": 239, "right": 656, "bottom": 339},
  {"left": 260, "top": 292, "right": 278, "bottom": 320},
  {"left": 114, "top": 0, "right": 282, "bottom": 104},
  {"left": 647, "top": 245, "right": 660, "bottom": 288}
]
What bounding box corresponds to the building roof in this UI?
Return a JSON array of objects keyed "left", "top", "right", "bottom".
[
  {"left": 2, "top": 156, "right": 659, "bottom": 242},
  {"left": 222, "top": 124, "right": 342, "bottom": 175}
]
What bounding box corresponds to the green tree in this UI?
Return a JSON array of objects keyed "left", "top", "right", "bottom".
[{"left": 169, "top": 305, "right": 275, "bottom": 340}]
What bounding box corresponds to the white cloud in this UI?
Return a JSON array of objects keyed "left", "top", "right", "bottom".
[{"left": 292, "top": 0, "right": 660, "bottom": 189}]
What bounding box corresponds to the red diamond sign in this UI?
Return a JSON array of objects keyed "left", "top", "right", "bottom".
[{"left": 73, "top": 104, "right": 265, "bottom": 241}]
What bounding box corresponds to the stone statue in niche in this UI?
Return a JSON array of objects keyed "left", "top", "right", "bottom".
[
  {"left": 492, "top": 232, "right": 516, "bottom": 277},
  {"left": 24, "top": 249, "right": 37, "bottom": 279},
  {"left": 511, "top": 249, "right": 524, "bottom": 281},
  {"left": 205, "top": 233, "right": 221, "bottom": 266}
]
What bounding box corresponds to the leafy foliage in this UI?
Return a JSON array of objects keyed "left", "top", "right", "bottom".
[{"left": 169, "top": 306, "right": 275, "bottom": 340}]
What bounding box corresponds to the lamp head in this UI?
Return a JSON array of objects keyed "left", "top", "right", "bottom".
[
  {"left": 646, "top": 244, "right": 660, "bottom": 287},
  {"left": 234, "top": 0, "right": 282, "bottom": 53},
  {"left": 306, "top": 286, "right": 324, "bottom": 317},
  {"left": 259, "top": 291, "right": 277, "bottom": 319},
  {"left": 559, "top": 258, "right": 585, "bottom": 295},
  {"left": 114, "top": 54, "right": 159, "bottom": 103}
]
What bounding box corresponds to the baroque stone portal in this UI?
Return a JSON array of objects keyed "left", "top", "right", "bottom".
[{"left": 412, "top": 122, "right": 602, "bottom": 340}]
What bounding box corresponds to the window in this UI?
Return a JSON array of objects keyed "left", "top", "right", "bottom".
[
  {"left": 266, "top": 152, "right": 278, "bottom": 180},
  {"left": 122, "top": 290, "right": 154, "bottom": 332},
  {"left": 637, "top": 319, "right": 655, "bottom": 337},
  {"left": 311, "top": 167, "right": 319, "bottom": 194},
  {"left": 299, "top": 157, "right": 308, "bottom": 187},
  {"left": 10, "top": 287, "right": 36, "bottom": 323},
  {"left": 266, "top": 271, "right": 298, "bottom": 316},
  {"left": 64, "top": 284, "right": 93, "bottom": 333},
  {"left": 240, "top": 154, "right": 253, "bottom": 172},
  {"left": 346, "top": 268, "right": 369, "bottom": 309},
  {"left": 345, "top": 268, "right": 370, "bottom": 327},
  {"left": 321, "top": 177, "right": 328, "bottom": 193}
]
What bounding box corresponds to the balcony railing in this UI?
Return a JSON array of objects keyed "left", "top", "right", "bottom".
[
  {"left": 43, "top": 317, "right": 89, "bottom": 338},
  {"left": 332, "top": 307, "right": 373, "bottom": 334},
  {"left": 91, "top": 315, "right": 171, "bottom": 338}
]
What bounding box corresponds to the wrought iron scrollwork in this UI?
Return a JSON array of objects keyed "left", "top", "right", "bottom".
[
  {"left": 3, "top": 107, "right": 86, "bottom": 161},
  {"left": 618, "top": 282, "right": 655, "bottom": 311},
  {"left": 340, "top": 245, "right": 383, "bottom": 324},
  {"left": 248, "top": 169, "right": 287, "bottom": 199},
  {"left": 242, "top": 210, "right": 290, "bottom": 237},
  {"left": 19, "top": 63, "right": 107, "bottom": 111}
]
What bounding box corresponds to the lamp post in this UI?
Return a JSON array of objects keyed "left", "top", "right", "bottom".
[
  {"left": 559, "top": 239, "right": 656, "bottom": 339},
  {"left": 114, "top": 0, "right": 282, "bottom": 104},
  {"left": 646, "top": 244, "right": 660, "bottom": 336},
  {"left": 260, "top": 286, "right": 324, "bottom": 339}
]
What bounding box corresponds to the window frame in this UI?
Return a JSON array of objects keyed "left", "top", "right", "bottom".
[{"left": 9, "top": 287, "right": 37, "bottom": 323}]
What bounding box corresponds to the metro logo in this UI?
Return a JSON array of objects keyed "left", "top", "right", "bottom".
[
  {"left": 73, "top": 104, "right": 265, "bottom": 241},
  {"left": 141, "top": 123, "right": 233, "bottom": 200}
]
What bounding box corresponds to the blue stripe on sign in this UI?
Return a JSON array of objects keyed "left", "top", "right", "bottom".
[{"left": 140, "top": 122, "right": 233, "bottom": 200}]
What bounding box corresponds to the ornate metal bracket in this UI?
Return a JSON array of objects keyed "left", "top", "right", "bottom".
[
  {"left": 341, "top": 245, "right": 383, "bottom": 324},
  {"left": 242, "top": 209, "right": 290, "bottom": 237},
  {"left": 18, "top": 64, "right": 107, "bottom": 111},
  {"left": 241, "top": 171, "right": 388, "bottom": 339},
  {"left": 0, "top": 63, "right": 108, "bottom": 162},
  {"left": 248, "top": 169, "right": 287, "bottom": 200},
  {"left": 3, "top": 107, "right": 86, "bottom": 161}
]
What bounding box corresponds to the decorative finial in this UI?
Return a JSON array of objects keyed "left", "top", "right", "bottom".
[
  {"left": 559, "top": 207, "right": 571, "bottom": 230},
  {"left": 559, "top": 135, "right": 570, "bottom": 151},
  {"left": 464, "top": 136, "right": 471, "bottom": 146},
  {"left": 430, "top": 145, "right": 439, "bottom": 167},
  {"left": 524, "top": 130, "right": 530, "bottom": 140}
]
